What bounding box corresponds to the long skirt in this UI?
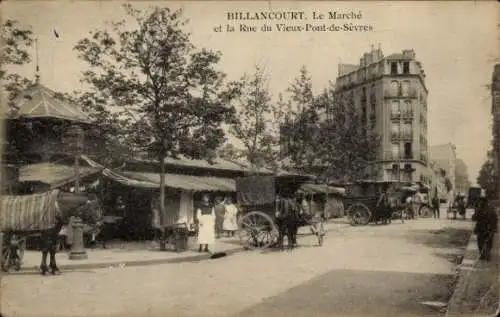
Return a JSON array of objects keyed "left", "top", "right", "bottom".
[{"left": 197, "top": 214, "right": 215, "bottom": 245}]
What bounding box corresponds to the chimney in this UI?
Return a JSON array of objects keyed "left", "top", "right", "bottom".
[
  {"left": 364, "top": 52, "right": 371, "bottom": 64},
  {"left": 402, "top": 49, "right": 416, "bottom": 59}
]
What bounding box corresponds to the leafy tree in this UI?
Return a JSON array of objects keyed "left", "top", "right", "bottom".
[
  {"left": 1, "top": 19, "right": 34, "bottom": 113},
  {"left": 74, "top": 5, "right": 237, "bottom": 235},
  {"left": 477, "top": 150, "right": 498, "bottom": 198},
  {"left": 217, "top": 143, "right": 243, "bottom": 162},
  {"left": 281, "top": 78, "right": 379, "bottom": 182},
  {"left": 281, "top": 66, "right": 322, "bottom": 172},
  {"left": 316, "top": 88, "right": 379, "bottom": 182},
  {"left": 230, "top": 66, "right": 284, "bottom": 171}
]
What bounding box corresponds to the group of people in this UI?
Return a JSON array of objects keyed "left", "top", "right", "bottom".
[
  {"left": 195, "top": 194, "right": 239, "bottom": 253},
  {"left": 375, "top": 186, "right": 441, "bottom": 223}
]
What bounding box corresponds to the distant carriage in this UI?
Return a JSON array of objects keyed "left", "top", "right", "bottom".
[
  {"left": 0, "top": 190, "right": 102, "bottom": 274},
  {"left": 343, "top": 180, "right": 431, "bottom": 226},
  {"left": 235, "top": 174, "right": 336, "bottom": 249}
]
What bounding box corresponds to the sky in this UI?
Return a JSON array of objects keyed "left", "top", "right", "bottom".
[{"left": 3, "top": 1, "right": 498, "bottom": 181}]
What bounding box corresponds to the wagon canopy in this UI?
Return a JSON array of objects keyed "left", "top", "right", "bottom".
[
  {"left": 236, "top": 174, "right": 314, "bottom": 206},
  {"left": 236, "top": 176, "right": 275, "bottom": 206},
  {"left": 297, "top": 183, "right": 346, "bottom": 196},
  {"left": 0, "top": 190, "right": 92, "bottom": 231}
]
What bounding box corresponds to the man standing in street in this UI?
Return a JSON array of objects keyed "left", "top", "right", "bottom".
[
  {"left": 432, "top": 195, "right": 440, "bottom": 219},
  {"left": 472, "top": 191, "right": 498, "bottom": 261}
]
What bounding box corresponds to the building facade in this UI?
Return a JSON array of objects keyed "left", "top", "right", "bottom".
[
  {"left": 430, "top": 143, "right": 457, "bottom": 192},
  {"left": 333, "top": 46, "right": 429, "bottom": 183}
]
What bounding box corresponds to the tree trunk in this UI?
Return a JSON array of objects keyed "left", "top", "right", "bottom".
[{"left": 159, "top": 153, "right": 166, "bottom": 251}]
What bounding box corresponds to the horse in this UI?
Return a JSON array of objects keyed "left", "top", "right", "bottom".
[
  {"left": 275, "top": 196, "right": 301, "bottom": 251},
  {"left": 0, "top": 190, "right": 103, "bottom": 275}
]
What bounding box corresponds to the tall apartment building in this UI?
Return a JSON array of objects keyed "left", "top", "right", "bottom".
[
  {"left": 430, "top": 143, "right": 457, "bottom": 192},
  {"left": 333, "top": 46, "right": 429, "bottom": 183}
]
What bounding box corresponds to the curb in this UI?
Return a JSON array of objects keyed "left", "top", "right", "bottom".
[
  {"left": 18, "top": 246, "right": 244, "bottom": 273},
  {"left": 16, "top": 221, "right": 350, "bottom": 273},
  {"left": 445, "top": 216, "right": 500, "bottom": 317},
  {"left": 445, "top": 227, "right": 476, "bottom": 317}
]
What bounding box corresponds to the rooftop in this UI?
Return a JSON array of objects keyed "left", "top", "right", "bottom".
[{"left": 5, "top": 83, "right": 91, "bottom": 124}]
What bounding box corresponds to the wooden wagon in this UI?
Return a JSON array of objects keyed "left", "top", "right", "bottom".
[
  {"left": 343, "top": 180, "right": 430, "bottom": 225},
  {"left": 236, "top": 174, "right": 333, "bottom": 249}
]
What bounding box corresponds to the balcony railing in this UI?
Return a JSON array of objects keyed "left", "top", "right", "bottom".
[
  {"left": 391, "top": 132, "right": 413, "bottom": 141},
  {"left": 384, "top": 89, "right": 418, "bottom": 99},
  {"left": 382, "top": 152, "right": 415, "bottom": 161},
  {"left": 420, "top": 153, "right": 428, "bottom": 163},
  {"left": 401, "top": 111, "right": 414, "bottom": 118},
  {"left": 390, "top": 112, "right": 401, "bottom": 119}
]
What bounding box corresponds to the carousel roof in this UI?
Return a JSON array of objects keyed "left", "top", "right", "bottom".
[{"left": 6, "top": 83, "right": 91, "bottom": 124}]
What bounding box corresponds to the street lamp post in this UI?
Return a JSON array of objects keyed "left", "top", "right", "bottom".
[{"left": 63, "top": 125, "right": 88, "bottom": 260}]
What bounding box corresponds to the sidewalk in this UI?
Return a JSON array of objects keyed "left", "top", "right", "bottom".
[
  {"left": 19, "top": 219, "right": 350, "bottom": 272},
  {"left": 445, "top": 215, "right": 499, "bottom": 317}
]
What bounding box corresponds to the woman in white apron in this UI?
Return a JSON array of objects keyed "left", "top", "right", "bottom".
[
  {"left": 196, "top": 194, "right": 215, "bottom": 252},
  {"left": 223, "top": 196, "right": 239, "bottom": 237}
]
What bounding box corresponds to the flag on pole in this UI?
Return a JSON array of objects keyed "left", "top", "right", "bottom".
[{"left": 53, "top": 29, "right": 60, "bottom": 38}]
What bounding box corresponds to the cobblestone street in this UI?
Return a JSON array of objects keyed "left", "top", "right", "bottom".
[{"left": 1, "top": 216, "right": 473, "bottom": 317}]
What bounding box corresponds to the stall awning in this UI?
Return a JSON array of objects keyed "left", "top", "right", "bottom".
[
  {"left": 19, "top": 163, "right": 101, "bottom": 188},
  {"left": 119, "top": 172, "right": 236, "bottom": 192},
  {"left": 298, "top": 183, "right": 346, "bottom": 196},
  {"left": 80, "top": 155, "right": 236, "bottom": 192}
]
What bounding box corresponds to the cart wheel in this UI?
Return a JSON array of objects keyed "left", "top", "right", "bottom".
[
  {"left": 1, "top": 247, "right": 11, "bottom": 272},
  {"left": 238, "top": 211, "right": 278, "bottom": 250},
  {"left": 347, "top": 203, "right": 371, "bottom": 226},
  {"left": 14, "top": 240, "right": 25, "bottom": 271},
  {"left": 318, "top": 234, "right": 324, "bottom": 246},
  {"left": 419, "top": 205, "right": 432, "bottom": 218}
]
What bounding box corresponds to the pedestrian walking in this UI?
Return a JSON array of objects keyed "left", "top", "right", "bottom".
[
  {"left": 432, "top": 196, "right": 440, "bottom": 219},
  {"left": 196, "top": 194, "right": 216, "bottom": 253},
  {"left": 214, "top": 196, "right": 225, "bottom": 239},
  {"left": 223, "top": 196, "right": 238, "bottom": 237},
  {"left": 472, "top": 193, "right": 498, "bottom": 261},
  {"left": 413, "top": 191, "right": 423, "bottom": 218},
  {"left": 405, "top": 195, "right": 414, "bottom": 220}
]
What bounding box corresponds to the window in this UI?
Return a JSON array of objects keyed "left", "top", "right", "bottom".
[
  {"left": 401, "top": 81, "right": 410, "bottom": 96},
  {"left": 391, "top": 100, "right": 400, "bottom": 115},
  {"left": 403, "top": 62, "right": 410, "bottom": 74},
  {"left": 392, "top": 143, "right": 400, "bottom": 159},
  {"left": 391, "top": 62, "right": 398, "bottom": 74},
  {"left": 390, "top": 80, "right": 399, "bottom": 96},
  {"left": 403, "top": 100, "right": 412, "bottom": 115},
  {"left": 403, "top": 122, "right": 412, "bottom": 138},
  {"left": 391, "top": 164, "right": 399, "bottom": 180},
  {"left": 404, "top": 142, "right": 412, "bottom": 159}
]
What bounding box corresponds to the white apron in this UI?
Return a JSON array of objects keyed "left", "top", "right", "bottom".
[
  {"left": 196, "top": 207, "right": 215, "bottom": 245},
  {"left": 223, "top": 204, "right": 239, "bottom": 231}
]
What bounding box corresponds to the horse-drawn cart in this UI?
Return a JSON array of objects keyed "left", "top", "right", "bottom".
[
  {"left": 236, "top": 174, "right": 335, "bottom": 249},
  {"left": 344, "top": 180, "right": 428, "bottom": 225},
  {"left": 0, "top": 190, "right": 102, "bottom": 273}
]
